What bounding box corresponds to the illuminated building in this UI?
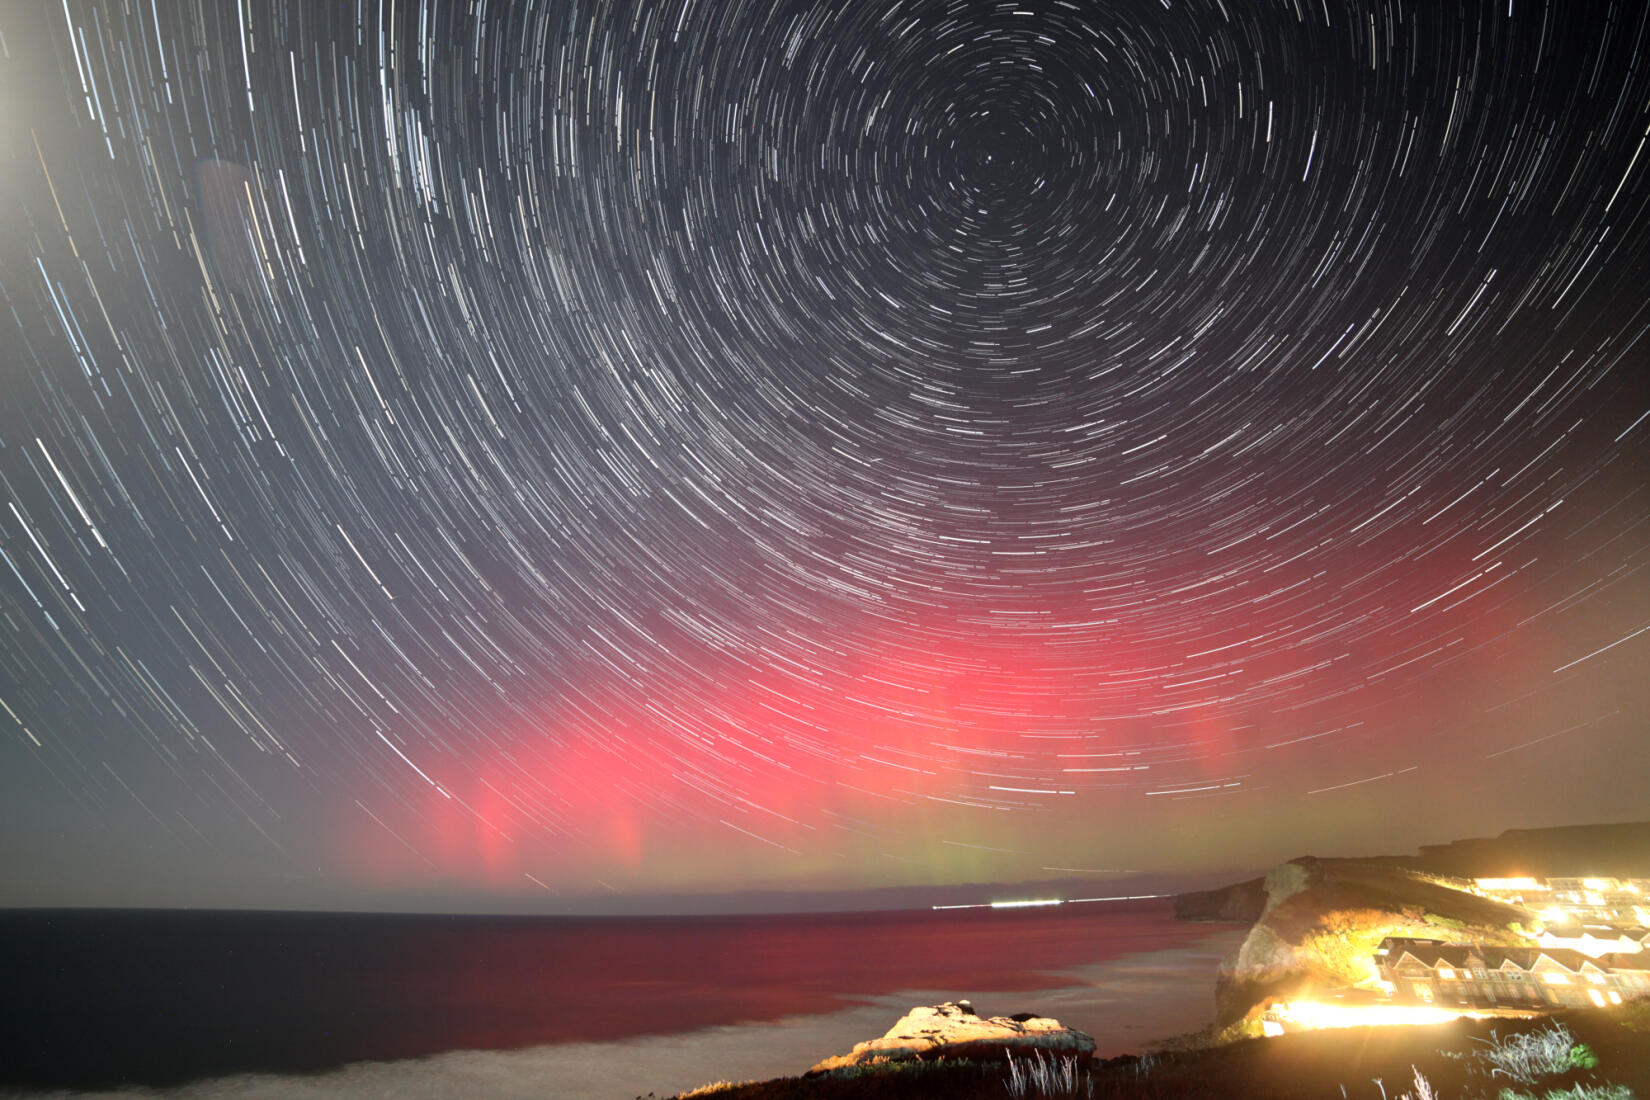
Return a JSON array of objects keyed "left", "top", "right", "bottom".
[
  {"left": 1535, "top": 924, "right": 1650, "bottom": 958},
  {"left": 1375, "top": 937, "right": 1649, "bottom": 1010},
  {"left": 1473, "top": 876, "right": 1650, "bottom": 926}
]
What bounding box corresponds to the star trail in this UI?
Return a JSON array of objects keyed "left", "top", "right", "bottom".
[{"left": 2, "top": 0, "right": 1648, "bottom": 911}]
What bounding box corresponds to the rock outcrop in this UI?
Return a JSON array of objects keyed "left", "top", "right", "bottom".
[
  {"left": 806, "top": 1000, "right": 1095, "bottom": 1073},
  {"left": 1212, "top": 857, "right": 1536, "bottom": 1027}
]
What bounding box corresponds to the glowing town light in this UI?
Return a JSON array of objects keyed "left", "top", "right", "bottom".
[
  {"left": 1478, "top": 877, "right": 1541, "bottom": 890},
  {"left": 1268, "top": 1000, "right": 1501, "bottom": 1032},
  {"left": 1609, "top": 991, "right": 1623, "bottom": 1005},
  {"left": 1438, "top": 967, "right": 1457, "bottom": 979},
  {"left": 1543, "top": 973, "right": 1570, "bottom": 985},
  {"left": 1589, "top": 989, "right": 1607, "bottom": 1007}
]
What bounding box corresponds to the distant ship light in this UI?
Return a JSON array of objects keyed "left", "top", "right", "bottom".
[{"left": 991, "top": 898, "right": 1063, "bottom": 909}]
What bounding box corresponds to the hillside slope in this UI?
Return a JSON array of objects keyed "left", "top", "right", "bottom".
[
  {"left": 1212, "top": 856, "right": 1534, "bottom": 1025},
  {"left": 1407, "top": 820, "right": 1650, "bottom": 878}
]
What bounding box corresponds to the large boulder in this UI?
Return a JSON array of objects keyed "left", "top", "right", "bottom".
[{"left": 807, "top": 1000, "right": 1095, "bottom": 1073}]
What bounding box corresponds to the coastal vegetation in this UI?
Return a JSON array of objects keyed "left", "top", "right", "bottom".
[{"left": 650, "top": 1011, "right": 1647, "bottom": 1099}]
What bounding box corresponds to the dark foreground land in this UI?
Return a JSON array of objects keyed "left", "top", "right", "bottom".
[{"left": 656, "top": 1008, "right": 1650, "bottom": 1099}]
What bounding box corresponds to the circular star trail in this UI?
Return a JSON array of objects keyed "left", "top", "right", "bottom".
[{"left": 2, "top": 0, "right": 1648, "bottom": 907}]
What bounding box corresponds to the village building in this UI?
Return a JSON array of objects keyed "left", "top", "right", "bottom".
[
  {"left": 1474, "top": 876, "right": 1650, "bottom": 926},
  {"left": 1374, "top": 937, "right": 1650, "bottom": 1010},
  {"left": 1536, "top": 924, "right": 1650, "bottom": 958}
]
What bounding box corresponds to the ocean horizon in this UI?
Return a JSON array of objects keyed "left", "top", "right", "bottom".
[{"left": 0, "top": 899, "right": 1246, "bottom": 1099}]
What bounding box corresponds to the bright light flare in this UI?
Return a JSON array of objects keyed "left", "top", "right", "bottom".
[
  {"left": 1478, "top": 877, "right": 1541, "bottom": 891},
  {"left": 1267, "top": 1000, "right": 1532, "bottom": 1032}
]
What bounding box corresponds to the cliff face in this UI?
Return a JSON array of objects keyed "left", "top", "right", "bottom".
[
  {"left": 1211, "top": 857, "right": 1535, "bottom": 1026},
  {"left": 1173, "top": 876, "right": 1267, "bottom": 923}
]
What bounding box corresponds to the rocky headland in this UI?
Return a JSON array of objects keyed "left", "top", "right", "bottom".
[
  {"left": 1201, "top": 856, "right": 1532, "bottom": 1026},
  {"left": 1181, "top": 820, "right": 1650, "bottom": 1028},
  {"left": 1173, "top": 874, "right": 1268, "bottom": 923}
]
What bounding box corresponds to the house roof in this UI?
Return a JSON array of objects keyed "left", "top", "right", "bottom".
[
  {"left": 1541, "top": 922, "right": 1649, "bottom": 935},
  {"left": 1378, "top": 937, "right": 1650, "bottom": 976},
  {"left": 1386, "top": 942, "right": 1591, "bottom": 972}
]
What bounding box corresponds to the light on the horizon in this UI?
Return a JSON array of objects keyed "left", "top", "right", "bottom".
[
  {"left": 931, "top": 897, "right": 1064, "bottom": 910},
  {"left": 931, "top": 892, "right": 1167, "bottom": 911},
  {"left": 991, "top": 898, "right": 1063, "bottom": 909}
]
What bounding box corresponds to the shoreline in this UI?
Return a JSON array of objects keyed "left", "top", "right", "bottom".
[
  {"left": 626, "top": 923, "right": 1249, "bottom": 1097},
  {"left": 10, "top": 925, "right": 1248, "bottom": 1100}
]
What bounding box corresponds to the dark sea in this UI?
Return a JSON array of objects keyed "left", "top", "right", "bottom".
[{"left": 0, "top": 900, "right": 1247, "bottom": 1099}]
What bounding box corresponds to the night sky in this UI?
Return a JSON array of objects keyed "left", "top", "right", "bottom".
[{"left": 2, "top": 0, "right": 1647, "bottom": 915}]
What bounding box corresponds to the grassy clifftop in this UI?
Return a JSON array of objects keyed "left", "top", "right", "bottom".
[
  {"left": 1176, "top": 820, "right": 1650, "bottom": 930},
  {"left": 1408, "top": 821, "right": 1650, "bottom": 878}
]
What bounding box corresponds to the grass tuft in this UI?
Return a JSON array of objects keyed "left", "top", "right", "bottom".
[
  {"left": 1498, "top": 1086, "right": 1634, "bottom": 1100},
  {"left": 1003, "top": 1049, "right": 1092, "bottom": 1098},
  {"left": 1455, "top": 1024, "right": 1591, "bottom": 1085}
]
